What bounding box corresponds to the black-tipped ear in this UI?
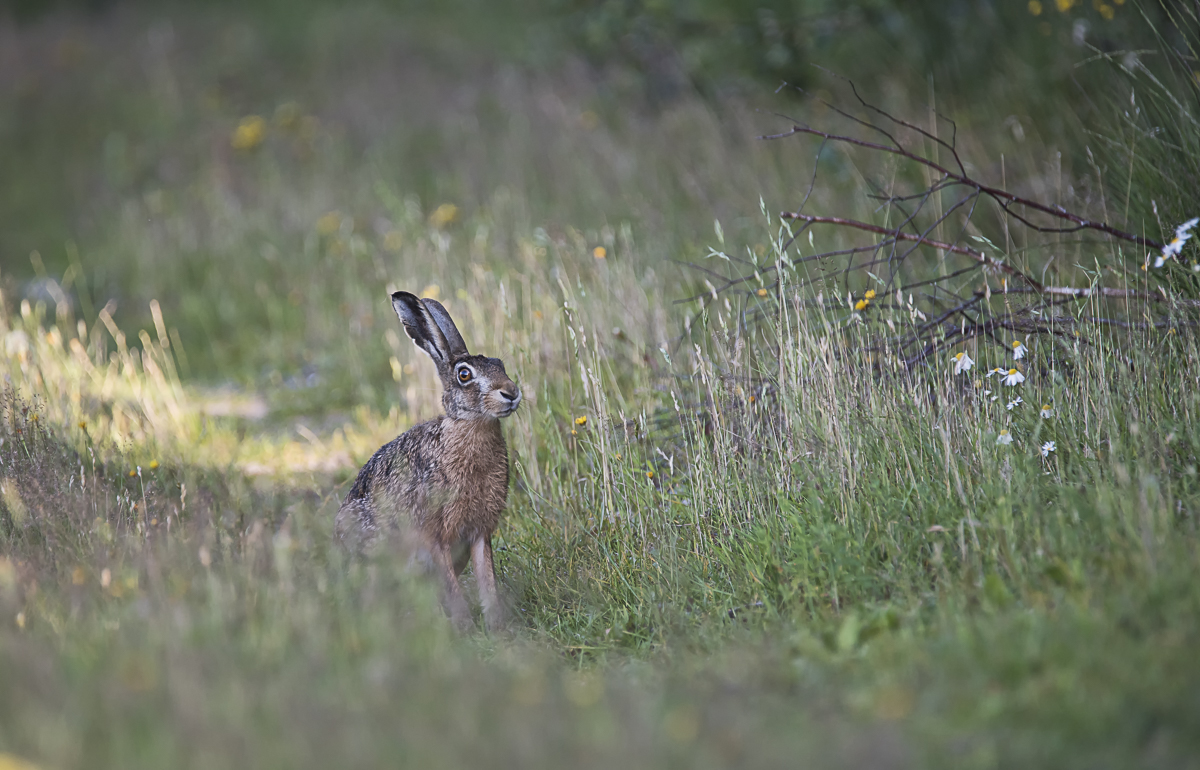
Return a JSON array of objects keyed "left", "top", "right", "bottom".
[
  {"left": 420, "top": 298, "right": 469, "bottom": 358},
  {"left": 392, "top": 291, "right": 452, "bottom": 365}
]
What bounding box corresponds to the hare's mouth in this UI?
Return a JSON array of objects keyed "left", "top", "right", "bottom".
[
  {"left": 493, "top": 401, "right": 521, "bottom": 418},
  {"left": 491, "top": 389, "right": 521, "bottom": 417}
]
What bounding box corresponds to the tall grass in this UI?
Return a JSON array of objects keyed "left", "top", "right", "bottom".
[{"left": 2, "top": 2, "right": 1200, "bottom": 768}]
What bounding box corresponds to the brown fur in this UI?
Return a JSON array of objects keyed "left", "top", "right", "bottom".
[{"left": 334, "top": 291, "right": 520, "bottom": 632}]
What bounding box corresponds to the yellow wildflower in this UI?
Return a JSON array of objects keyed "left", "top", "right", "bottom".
[
  {"left": 231, "top": 115, "right": 266, "bottom": 151},
  {"left": 429, "top": 203, "right": 459, "bottom": 228},
  {"left": 316, "top": 211, "right": 342, "bottom": 236},
  {"left": 593, "top": 246, "right": 606, "bottom": 259}
]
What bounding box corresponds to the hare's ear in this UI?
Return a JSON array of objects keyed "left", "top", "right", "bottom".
[
  {"left": 420, "top": 298, "right": 469, "bottom": 358},
  {"left": 392, "top": 291, "right": 453, "bottom": 365}
]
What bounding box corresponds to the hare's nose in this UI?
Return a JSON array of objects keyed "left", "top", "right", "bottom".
[{"left": 499, "top": 387, "right": 520, "bottom": 404}]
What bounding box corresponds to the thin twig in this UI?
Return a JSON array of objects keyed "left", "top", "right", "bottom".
[
  {"left": 780, "top": 213, "right": 1043, "bottom": 289},
  {"left": 764, "top": 125, "right": 1166, "bottom": 250}
]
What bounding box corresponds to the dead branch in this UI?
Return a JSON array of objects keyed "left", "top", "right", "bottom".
[
  {"left": 762, "top": 123, "right": 1165, "bottom": 251},
  {"left": 780, "top": 213, "right": 1043, "bottom": 289},
  {"left": 684, "top": 81, "right": 1196, "bottom": 372}
]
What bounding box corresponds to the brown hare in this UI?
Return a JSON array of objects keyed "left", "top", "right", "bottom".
[{"left": 335, "top": 291, "right": 521, "bottom": 632}]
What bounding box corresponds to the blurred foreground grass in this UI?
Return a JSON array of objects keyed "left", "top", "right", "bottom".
[{"left": 2, "top": 2, "right": 1200, "bottom": 768}]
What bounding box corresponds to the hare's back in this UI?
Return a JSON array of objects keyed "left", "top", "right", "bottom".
[{"left": 336, "top": 419, "right": 446, "bottom": 542}]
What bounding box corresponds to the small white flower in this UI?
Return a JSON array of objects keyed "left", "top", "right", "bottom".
[
  {"left": 1155, "top": 217, "right": 1200, "bottom": 267},
  {"left": 1002, "top": 368, "right": 1025, "bottom": 386},
  {"left": 1040, "top": 404, "right": 1054, "bottom": 418},
  {"left": 997, "top": 429, "right": 1014, "bottom": 445},
  {"left": 986, "top": 366, "right": 1006, "bottom": 378},
  {"left": 953, "top": 350, "right": 975, "bottom": 374},
  {"left": 1006, "top": 396, "right": 1023, "bottom": 411},
  {"left": 1012, "top": 340, "right": 1028, "bottom": 360},
  {"left": 1041, "top": 441, "right": 1056, "bottom": 457}
]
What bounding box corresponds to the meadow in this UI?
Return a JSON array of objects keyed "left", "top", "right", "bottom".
[{"left": 2, "top": 1, "right": 1200, "bottom": 767}]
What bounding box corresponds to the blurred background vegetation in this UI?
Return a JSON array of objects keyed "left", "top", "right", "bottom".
[
  {"left": 3, "top": 0, "right": 1200, "bottom": 767},
  {"left": 2, "top": 0, "right": 1185, "bottom": 397}
]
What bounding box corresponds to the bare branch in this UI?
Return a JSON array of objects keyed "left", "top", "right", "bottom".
[
  {"left": 682, "top": 81, "right": 1197, "bottom": 375},
  {"left": 764, "top": 124, "right": 1166, "bottom": 250},
  {"left": 780, "top": 213, "right": 1043, "bottom": 289}
]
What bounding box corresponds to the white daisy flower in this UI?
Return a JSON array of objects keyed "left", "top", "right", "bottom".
[
  {"left": 1040, "top": 404, "right": 1054, "bottom": 418},
  {"left": 1155, "top": 217, "right": 1200, "bottom": 267},
  {"left": 1041, "top": 441, "right": 1056, "bottom": 457},
  {"left": 1002, "top": 368, "right": 1025, "bottom": 386},
  {"left": 1006, "top": 396, "right": 1023, "bottom": 411},
  {"left": 953, "top": 350, "right": 975, "bottom": 374},
  {"left": 1012, "top": 340, "right": 1028, "bottom": 360},
  {"left": 997, "top": 429, "right": 1014, "bottom": 445},
  {"left": 986, "top": 366, "right": 1006, "bottom": 378}
]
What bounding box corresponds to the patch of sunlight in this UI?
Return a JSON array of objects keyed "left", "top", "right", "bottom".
[
  {"left": 0, "top": 293, "right": 405, "bottom": 479},
  {"left": 0, "top": 753, "right": 44, "bottom": 770}
]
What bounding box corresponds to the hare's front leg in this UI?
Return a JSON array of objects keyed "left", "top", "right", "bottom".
[
  {"left": 431, "top": 542, "right": 472, "bottom": 632},
  {"left": 471, "top": 536, "right": 504, "bottom": 632}
]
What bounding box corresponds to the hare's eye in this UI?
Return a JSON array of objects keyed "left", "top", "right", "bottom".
[{"left": 457, "top": 368, "right": 473, "bottom": 383}]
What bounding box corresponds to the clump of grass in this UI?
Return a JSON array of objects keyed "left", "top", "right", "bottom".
[
  {"left": 0, "top": 387, "right": 896, "bottom": 769},
  {"left": 1102, "top": 4, "right": 1200, "bottom": 287},
  {"left": 3, "top": 2, "right": 1200, "bottom": 768}
]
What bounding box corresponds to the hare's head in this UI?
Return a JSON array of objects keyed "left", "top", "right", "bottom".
[{"left": 392, "top": 291, "right": 521, "bottom": 420}]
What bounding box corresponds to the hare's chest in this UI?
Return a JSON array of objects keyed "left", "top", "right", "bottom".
[{"left": 436, "top": 419, "right": 509, "bottom": 534}]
